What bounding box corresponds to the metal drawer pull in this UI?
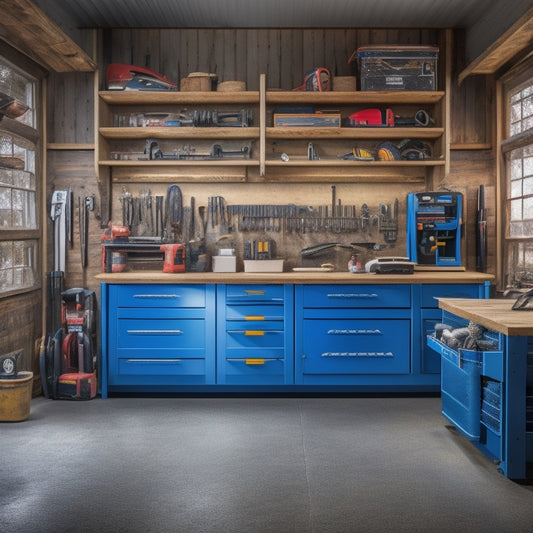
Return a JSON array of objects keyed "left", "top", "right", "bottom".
[
  {"left": 127, "top": 329, "right": 183, "bottom": 335},
  {"left": 245, "top": 315, "right": 265, "bottom": 321},
  {"left": 227, "top": 358, "right": 281, "bottom": 364},
  {"left": 327, "top": 293, "right": 378, "bottom": 299},
  {"left": 321, "top": 352, "right": 394, "bottom": 357},
  {"left": 133, "top": 294, "right": 182, "bottom": 299},
  {"left": 126, "top": 358, "right": 182, "bottom": 363},
  {"left": 228, "top": 330, "right": 277, "bottom": 335},
  {"left": 244, "top": 290, "right": 266, "bottom": 295},
  {"left": 327, "top": 329, "right": 383, "bottom": 335}
]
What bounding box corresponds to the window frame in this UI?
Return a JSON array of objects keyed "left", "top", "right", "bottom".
[
  {"left": 500, "top": 55, "right": 533, "bottom": 291},
  {"left": 0, "top": 49, "right": 42, "bottom": 299}
]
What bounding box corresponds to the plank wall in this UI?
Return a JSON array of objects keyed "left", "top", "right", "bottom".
[{"left": 45, "top": 27, "right": 495, "bottom": 299}]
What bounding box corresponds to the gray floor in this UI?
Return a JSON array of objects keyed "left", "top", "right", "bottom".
[{"left": 1, "top": 395, "right": 533, "bottom": 533}]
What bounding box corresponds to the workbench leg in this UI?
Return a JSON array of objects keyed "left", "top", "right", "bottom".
[{"left": 501, "top": 336, "right": 527, "bottom": 478}]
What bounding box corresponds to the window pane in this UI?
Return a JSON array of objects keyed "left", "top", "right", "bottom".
[
  {"left": 511, "top": 157, "right": 522, "bottom": 180},
  {"left": 510, "top": 198, "right": 522, "bottom": 220},
  {"left": 510, "top": 180, "right": 522, "bottom": 198},
  {"left": 0, "top": 239, "right": 37, "bottom": 294},
  {"left": 0, "top": 170, "right": 36, "bottom": 229}
]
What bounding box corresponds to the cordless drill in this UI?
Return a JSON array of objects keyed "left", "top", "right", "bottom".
[{"left": 160, "top": 244, "right": 186, "bottom": 272}]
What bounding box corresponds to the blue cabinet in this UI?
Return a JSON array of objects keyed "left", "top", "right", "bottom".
[
  {"left": 416, "top": 283, "right": 488, "bottom": 375},
  {"left": 295, "top": 284, "right": 412, "bottom": 386},
  {"left": 427, "top": 300, "right": 533, "bottom": 479},
  {"left": 216, "top": 284, "right": 294, "bottom": 385},
  {"left": 101, "top": 283, "right": 216, "bottom": 396},
  {"left": 295, "top": 282, "right": 488, "bottom": 390},
  {"left": 100, "top": 279, "right": 489, "bottom": 395}
]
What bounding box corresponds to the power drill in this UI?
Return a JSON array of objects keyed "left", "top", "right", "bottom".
[{"left": 160, "top": 244, "right": 186, "bottom": 273}]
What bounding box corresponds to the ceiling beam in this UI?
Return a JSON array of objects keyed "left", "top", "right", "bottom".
[
  {"left": 459, "top": 7, "right": 533, "bottom": 83},
  {"left": 0, "top": 0, "right": 96, "bottom": 72}
]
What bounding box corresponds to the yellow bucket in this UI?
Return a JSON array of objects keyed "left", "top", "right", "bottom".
[{"left": 0, "top": 371, "right": 33, "bottom": 422}]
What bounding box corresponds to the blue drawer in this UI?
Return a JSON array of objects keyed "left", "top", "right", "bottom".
[
  {"left": 220, "top": 358, "right": 287, "bottom": 385},
  {"left": 428, "top": 335, "right": 483, "bottom": 440},
  {"left": 115, "top": 317, "right": 205, "bottom": 357},
  {"left": 302, "top": 285, "right": 410, "bottom": 308},
  {"left": 226, "top": 328, "right": 285, "bottom": 349},
  {"left": 225, "top": 284, "right": 285, "bottom": 303},
  {"left": 114, "top": 357, "right": 207, "bottom": 377},
  {"left": 420, "top": 284, "right": 481, "bottom": 308},
  {"left": 301, "top": 319, "right": 410, "bottom": 374},
  {"left": 110, "top": 284, "right": 206, "bottom": 308},
  {"left": 226, "top": 305, "right": 284, "bottom": 321}
]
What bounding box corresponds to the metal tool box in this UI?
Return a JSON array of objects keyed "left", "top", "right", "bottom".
[{"left": 353, "top": 46, "right": 438, "bottom": 91}]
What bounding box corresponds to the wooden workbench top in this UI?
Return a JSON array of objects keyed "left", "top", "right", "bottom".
[
  {"left": 96, "top": 270, "right": 493, "bottom": 285},
  {"left": 438, "top": 298, "right": 533, "bottom": 336}
]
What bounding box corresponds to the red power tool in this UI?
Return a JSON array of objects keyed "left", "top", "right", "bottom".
[{"left": 160, "top": 244, "right": 186, "bottom": 273}]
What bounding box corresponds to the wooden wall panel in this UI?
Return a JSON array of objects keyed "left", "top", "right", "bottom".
[
  {"left": 42, "top": 28, "right": 498, "bottom": 296},
  {"left": 0, "top": 291, "right": 42, "bottom": 393},
  {"left": 102, "top": 28, "right": 441, "bottom": 90},
  {"left": 46, "top": 71, "right": 94, "bottom": 144}
]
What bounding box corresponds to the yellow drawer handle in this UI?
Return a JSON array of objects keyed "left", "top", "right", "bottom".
[
  {"left": 245, "top": 330, "right": 265, "bottom": 336},
  {"left": 245, "top": 315, "right": 265, "bottom": 321},
  {"left": 245, "top": 358, "right": 265, "bottom": 365},
  {"left": 244, "top": 290, "right": 266, "bottom": 295}
]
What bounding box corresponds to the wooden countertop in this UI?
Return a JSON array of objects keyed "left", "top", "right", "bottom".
[
  {"left": 96, "top": 270, "right": 493, "bottom": 285},
  {"left": 438, "top": 298, "right": 533, "bottom": 336}
]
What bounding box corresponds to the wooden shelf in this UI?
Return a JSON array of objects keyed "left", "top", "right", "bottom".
[
  {"left": 266, "top": 90, "right": 445, "bottom": 105},
  {"left": 266, "top": 127, "right": 444, "bottom": 139},
  {"left": 99, "top": 90, "right": 260, "bottom": 105},
  {"left": 265, "top": 158, "right": 445, "bottom": 167},
  {"left": 97, "top": 81, "right": 447, "bottom": 188},
  {"left": 100, "top": 159, "right": 259, "bottom": 167},
  {"left": 99, "top": 126, "right": 259, "bottom": 139}
]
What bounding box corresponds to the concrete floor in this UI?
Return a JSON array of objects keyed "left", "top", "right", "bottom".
[{"left": 1, "top": 395, "right": 533, "bottom": 533}]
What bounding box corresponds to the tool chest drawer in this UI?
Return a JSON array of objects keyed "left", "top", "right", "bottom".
[
  {"left": 420, "top": 284, "right": 482, "bottom": 308},
  {"left": 110, "top": 284, "right": 206, "bottom": 308},
  {"left": 225, "top": 326, "right": 285, "bottom": 350},
  {"left": 299, "top": 319, "right": 410, "bottom": 375},
  {"left": 112, "top": 358, "right": 208, "bottom": 379},
  {"left": 114, "top": 317, "right": 206, "bottom": 356},
  {"left": 220, "top": 358, "right": 286, "bottom": 384},
  {"left": 302, "top": 284, "right": 410, "bottom": 308},
  {"left": 225, "top": 284, "right": 285, "bottom": 303},
  {"left": 216, "top": 284, "right": 294, "bottom": 385},
  {"left": 225, "top": 305, "right": 285, "bottom": 321},
  {"left": 102, "top": 283, "right": 216, "bottom": 392}
]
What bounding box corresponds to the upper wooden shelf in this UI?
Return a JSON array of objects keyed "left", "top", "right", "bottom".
[
  {"left": 99, "top": 90, "right": 444, "bottom": 106},
  {"left": 266, "top": 91, "right": 445, "bottom": 105},
  {"left": 265, "top": 127, "right": 444, "bottom": 139},
  {"left": 99, "top": 91, "right": 260, "bottom": 105},
  {"left": 99, "top": 127, "right": 260, "bottom": 139}
]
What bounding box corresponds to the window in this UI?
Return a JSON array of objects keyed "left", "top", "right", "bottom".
[{"left": 0, "top": 57, "right": 39, "bottom": 297}]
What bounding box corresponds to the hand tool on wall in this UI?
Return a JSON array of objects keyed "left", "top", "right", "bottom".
[
  {"left": 50, "top": 190, "right": 67, "bottom": 272},
  {"left": 79, "top": 195, "right": 94, "bottom": 268},
  {"left": 378, "top": 199, "right": 399, "bottom": 243},
  {"left": 165, "top": 184, "right": 183, "bottom": 240},
  {"left": 66, "top": 187, "right": 73, "bottom": 248},
  {"left": 476, "top": 185, "right": 487, "bottom": 272},
  {"left": 155, "top": 195, "right": 164, "bottom": 238}
]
